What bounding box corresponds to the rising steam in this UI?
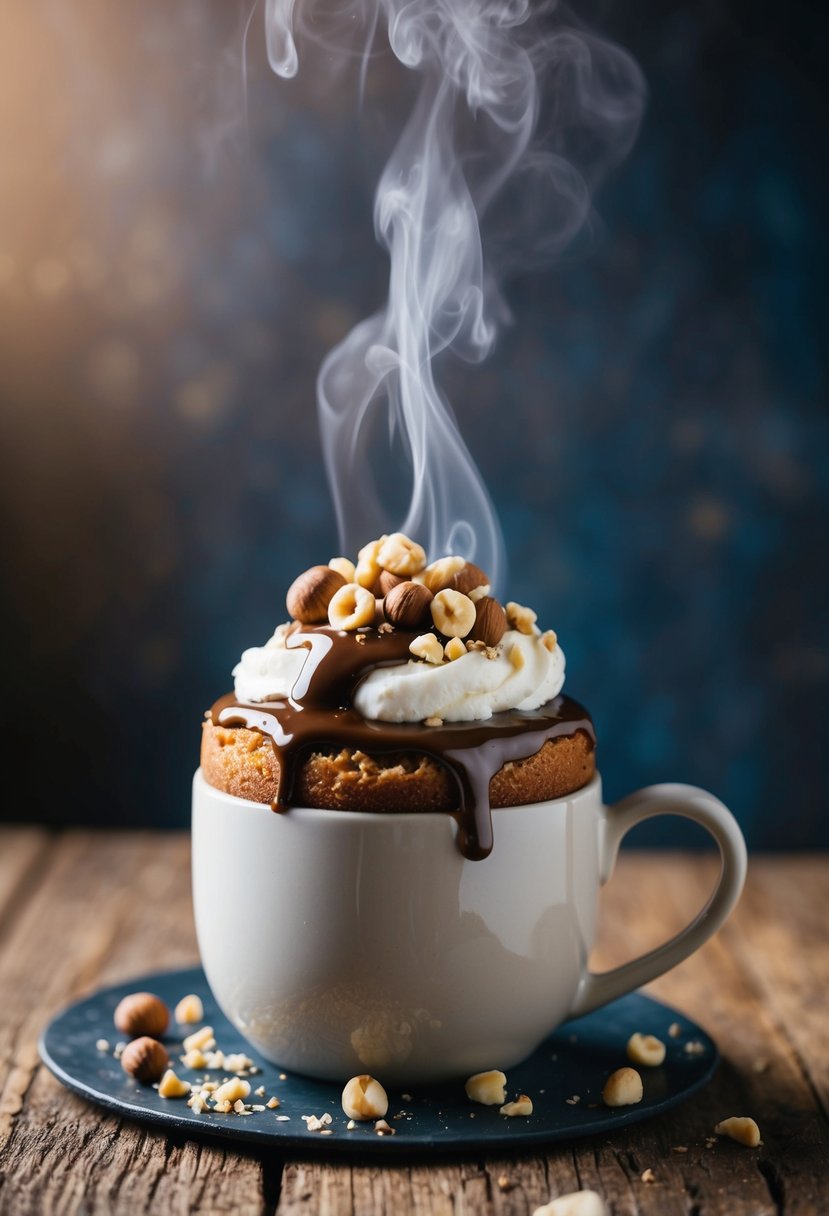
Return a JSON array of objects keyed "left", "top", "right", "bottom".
[{"left": 265, "top": 0, "right": 645, "bottom": 590}]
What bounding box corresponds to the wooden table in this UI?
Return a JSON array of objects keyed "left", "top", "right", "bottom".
[{"left": 0, "top": 830, "right": 826, "bottom": 1214}]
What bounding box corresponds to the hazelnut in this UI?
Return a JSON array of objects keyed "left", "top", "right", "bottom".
[
  {"left": 469, "top": 596, "right": 507, "bottom": 647},
  {"left": 453, "top": 562, "right": 489, "bottom": 597},
  {"left": 377, "top": 570, "right": 405, "bottom": 596},
  {"left": 626, "top": 1032, "right": 666, "bottom": 1067},
  {"left": 384, "top": 581, "right": 433, "bottom": 629},
  {"left": 506, "top": 601, "right": 537, "bottom": 635},
  {"left": 602, "top": 1067, "right": 643, "bottom": 1107},
  {"left": 183, "top": 1025, "right": 215, "bottom": 1053},
  {"left": 422, "top": 555, "right": 465, "bottom": 593},
  {"left": 444, "top": 637, "right": 466, "bottom": 661},
  {"left": 113, "top": 992, "right": 169, "bottom": 1038},
  {"left": 341, "top": 1074, "right": 389, "bottom": 1121},
  {"left": 213, "top": 1077, "right": 251, "bottom": 1105},
  {"left": 431, "top": 589, "right": 476, "bottom": 638},
  {"left": 121, "top": 1036, "right": 169, "bottom": 1083},
  {"left": 158, "top": 1068, "right": 191, "bottom": 1098},
  {"left": 174, "top": 993, "right": 204, "bottom": 1025},
  {"left": 500, "top": 1094, "right": 533, "bottom": 1117},
  {"left": 465, "top": 1069, "right": 507, "bottom": 1106},
  {"left": 286, "top": 565, "right": 347, "bottom": 624},
  {"left": 328, "top": 582, "right": 376, "bottom": 631},
  {"left": 715, "top": 1116, "right": 761, "bottom": 1147},
  {"left": 376, "top": 532, "right": 426, "bottom": 576},
  {"left": 328, "top": 556, "right": 356, "bottom": 583},
  {"left": 355, "top": 538, "right": 385, "bottom": 589},
  {"left": 409, "top": 633, "right": 444, "bottom": 664},
  {"left": 540, "top": 629, "right": 558, "bottom": 652}
]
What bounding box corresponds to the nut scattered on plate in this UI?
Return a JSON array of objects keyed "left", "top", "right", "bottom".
[
  {"left": 158, "top": 1069, "right": 191, "bottom": 1098},
  {"left": 464, "top": 1069, "right": 507, "bottom": 1106},
  {"left": 341, "top": 1074, "right": 389, "bottom": 1121},
  {"left": 500, "top": 1094, "right": 533, "bottom": 1117},
  {"left": 120, "top": 1036, "right": 168, "bottom": 1083},
  {"left": 174, "top": 993, "right": 204, "bottom": 1025},
  {"left": 113, "top": 992, "right": 169, "bottom": 1038},
  {"left": 626, "top": 1032, "right": 666, "bottom": 1067},
  {"left": 601, "top": 1067, "right": 643, "bottom": 1108}
]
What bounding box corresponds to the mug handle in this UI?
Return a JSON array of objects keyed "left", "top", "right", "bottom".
[{"left": 567, "top": 783, "right": 747, "bottom": 1019}]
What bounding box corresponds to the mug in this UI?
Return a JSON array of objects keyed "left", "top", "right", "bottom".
[{"left": 192, "top": 769, "right": 746, "bottom": 1084}]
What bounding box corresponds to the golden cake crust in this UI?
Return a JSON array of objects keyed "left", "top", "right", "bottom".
[{"left": 200, "top": 718, "right": 595, "bottom": 811}]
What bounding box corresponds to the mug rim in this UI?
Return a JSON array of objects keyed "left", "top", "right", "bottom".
[{"left": 193, "top": 766, "right": 601, "bottom": 821}]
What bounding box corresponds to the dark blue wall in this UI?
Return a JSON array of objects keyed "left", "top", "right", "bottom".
[{"left": 0, "top": 1, "right": 826, "bottom": 845}]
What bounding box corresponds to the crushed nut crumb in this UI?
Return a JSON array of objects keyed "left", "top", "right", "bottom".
[
  {"left": 96, "top": 1039, "right": 110, "bottom": 1052},
  {"left": 668, "top": 1022, "right": 683, "bottom": 1038},
  {"left": 641, "top": 1168, "right": 656, "bottom": 1183}
]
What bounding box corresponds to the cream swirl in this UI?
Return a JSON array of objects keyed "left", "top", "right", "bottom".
[{"left": 233, "top": 623, "right": 565, "bottom": 722}]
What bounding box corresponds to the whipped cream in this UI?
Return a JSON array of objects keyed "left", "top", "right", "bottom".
[{"left": 233, "top": 623, "right": 565, "bottom": 722}]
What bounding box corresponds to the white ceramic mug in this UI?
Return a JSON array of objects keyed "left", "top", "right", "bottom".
[{"left": 192, "top": 769, "right": 746, "bottom": 1084}]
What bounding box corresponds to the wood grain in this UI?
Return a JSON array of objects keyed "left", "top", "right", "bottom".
[{"left": 0, "top": 829, "right": 827, "bottom": 1214}]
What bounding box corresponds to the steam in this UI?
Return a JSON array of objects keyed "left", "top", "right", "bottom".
[{"left": 265, "top": 1, "right": 645, "bottom": 590}]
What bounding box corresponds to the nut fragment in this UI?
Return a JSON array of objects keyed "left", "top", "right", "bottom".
[
  {"left": 113, "top": 992, "right": 169, "bottom": 1038},
  {"left": 602, "top": 1067, "right": 643, "bottom": 1107},
  {"left": 469, "top": 596, "right": 507, "bottom": 647},
  {"left": 715, "top": 1116, "right": 761, "bottom": 1147},
  {"left": 453, "top": 562, "right": 489, "bottom": 597},
  {"left": 465, "top": 1070, "right": 507, "bottom": 1106},
  {"left": 384, "top": 580, "right": 434, "bottom": 629},
  {"left": 158, "top": 1068, "right": 191, "bottom": 1098},
  {"left": 183, "top": 1025, "right": 215, "bottom": 1053},
  {"left": 341, "top": 1074, "right": 389, "bottom": 1121},
  {"left": 174, "top": 993, "right": 204, "bottom": 1025},
  {"left": 422, "top": 555, "right": 466, "bottom": 593},
  {"left": 328, "top": 556, "right": 356, "bottom": 583},
  {"left": 500, "top": 1094, "right": 533, "bottom": 1117},
  {"left": 540, "top": 629, "right": 558, "bottom": 653},
  {"left": 213, "top": 1077, "right": 251, "bottom": 1105},
  {"left": 431, "top": 589, "right": 476, "bottom": 638},
  {"left": 180, "top": 1048, "right": 207, "bottom": 1070},
  {"left": 120, "top": 1037, "right": 169, "bottom": 1083},
  {"left": 506, "top": 601, "right": 537, "bottom": 635},
  {"left": 469, "top": 583, "right": 491, "bottom": 602},
  {"left": 509, "top": 643, "right": 525, "bottom": 670},
  {"left": 626, "top": 1032, "right": 666, "bottom": 1068},
  {"left": 409, "top": 633, "right": 444, "bottom": 664},
  {"left": 641, "top": 1168, "right": 656, "bottom": 1184},
  {"left": 374, "top": 1118, "right": 396, "bottom": 1136},
  {"left": 286, "top": 565, "right": 347, "bottom": 624},
  {"left": 444, "top": 637, "right": 466, "bottom": 661},
  {"left": 532, "top": 1193, "right": 609, "bottom": 1216},
  {"left": 328, "top": 583, "right": 376, "bottom": 631},
  {"left": 377, "top": 532, "right": 426, "bottom": 576}
]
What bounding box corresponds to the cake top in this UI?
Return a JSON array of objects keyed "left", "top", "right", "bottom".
[{"left": 232, "top": 532, "right": 565, "bottom": 724}]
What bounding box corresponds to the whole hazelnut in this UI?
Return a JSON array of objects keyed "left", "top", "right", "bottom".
[
  {"left": 469, "top": 597, "right": 507, "bottom": 647},
  {"left": 121, "top": 1036, "right": 169, "bottom": 1083},
  {"left": 286, "top": 566, "right": 347, "bottom": 624},
  {"left": 384, "top": 581, "right": 434, "bottom": 629},
  {"left": 113, "top": 992, "right": 169, "bottom": 1038},
  {"left": 453, "top": 562, "right": 489, "bottom": 596},
  {"left": 377, "top": 570, "right": 405, "bottom": 596}
]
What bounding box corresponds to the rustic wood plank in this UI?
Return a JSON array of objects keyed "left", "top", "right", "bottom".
[
  {"left": 0, "top": 829, "right": 51, "bottom": 938},
  {"left": 0, "top": 832, "right": 272, "bottom": 1216}
]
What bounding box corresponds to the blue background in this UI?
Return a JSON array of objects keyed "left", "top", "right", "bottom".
[{"left": 0, "top": 1, "right": 826, "bottom": 846}]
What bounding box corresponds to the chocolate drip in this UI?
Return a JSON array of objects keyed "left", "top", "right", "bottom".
[{"left": 211, "top": 626, "right": 595, "bottom": 861}]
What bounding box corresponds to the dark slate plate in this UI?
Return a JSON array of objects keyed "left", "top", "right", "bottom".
[{"left": 39, "top": 966, "right": 717, "bottom": 1157}]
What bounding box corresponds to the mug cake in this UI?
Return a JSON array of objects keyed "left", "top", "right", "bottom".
[{"left": 201, "top": 532, "right": 595, "bottom": 858}]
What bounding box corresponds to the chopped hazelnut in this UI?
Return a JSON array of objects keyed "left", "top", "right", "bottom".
[
  {"left": 158, "top": 1068, "right": 191, "bottom": 1099},
  {"left": 626, "top": 1032, "right": 666, "bottom": 1067},
  {"left": 602, "top": 1067, "right": 643, "bottom": 1107},
  {"left": 183, "top": 1025, "right": 215, "bottom": 1053},
  {"left": 500, "top": 1094, "right": 533, "bottom": 1117},
  {"left": 341, "top": 1074, "right": 389, "bottom": 1121},
  {"left": 174, "top": 993, "right": 204, "bottom": 1025},
  {"left": 464, "top": 1070, "right": 507, "bottom": 1106},
  {"left": 715, "top": 1116, "right": 762, "bottom": 1147}
]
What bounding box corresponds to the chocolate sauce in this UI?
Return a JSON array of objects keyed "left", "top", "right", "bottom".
[{"left": 211, "top": 626, "right": 595, "bottom": 861}]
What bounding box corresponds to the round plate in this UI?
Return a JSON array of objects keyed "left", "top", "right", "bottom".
[{"left": 40, "top": 966, "right": 717, "bottom": 1156}]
